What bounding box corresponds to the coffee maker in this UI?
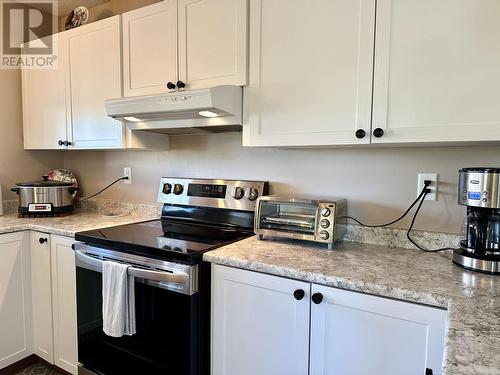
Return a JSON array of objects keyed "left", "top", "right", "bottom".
[{"left": 453, "top": 167, "right": 500, "bottom": 274}]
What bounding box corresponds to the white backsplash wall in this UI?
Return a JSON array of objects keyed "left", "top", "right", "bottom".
[{"left": 63, "top": 133, "right": 500, "bottom": 234}]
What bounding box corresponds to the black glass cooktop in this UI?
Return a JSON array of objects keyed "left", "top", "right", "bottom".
[{"left": 75, "top": 219, "right": 252, "bottom": 264}]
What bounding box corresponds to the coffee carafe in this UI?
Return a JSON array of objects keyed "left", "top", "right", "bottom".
[{"left": 454, "top": 167, "right": 500, "bottom": 274}]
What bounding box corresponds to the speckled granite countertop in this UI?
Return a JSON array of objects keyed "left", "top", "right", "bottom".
[
  {"left": 203, "top": 237, "right": 500, "bottom": 375},
  {"left": 0, "top": 209, "right": 159, "bottom": 237}
]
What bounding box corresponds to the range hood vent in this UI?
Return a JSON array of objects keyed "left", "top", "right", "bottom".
[{"left": 105, "top": 85, "right": 243, "bottom": 135}]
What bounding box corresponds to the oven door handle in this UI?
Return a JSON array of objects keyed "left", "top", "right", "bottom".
[{"left": 75, "top": 249, "right": 189, "bottom": 284}]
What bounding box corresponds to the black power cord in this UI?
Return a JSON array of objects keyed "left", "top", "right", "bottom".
[
  {"left": 343, "top": 181, "right": 459, "bottom": 253},
  {"left": 406, "top": 189, "right": 460, "bottom": 253},
  {"left": 342, "top": 181, "right": 431, "bottom": 228},
  {"left": 78, "top": 176, "right": 129, "bottom": 202}
]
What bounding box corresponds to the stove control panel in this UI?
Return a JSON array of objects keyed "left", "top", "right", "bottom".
[{"left": 158, "top": 178, "right": 269, "bottom": 211}]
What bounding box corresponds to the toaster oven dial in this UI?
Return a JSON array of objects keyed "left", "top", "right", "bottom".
[
  {"left": 231, "top": 186, "right": 245, "bottom": 200},
  {"left": 245, "top": 187, "right": 259, "bottom": 201},
  {"left": 321, "top": 208, "right": 331, "bottom": 217},
  {"left": 173, "top": 184, "right": 184, "bottom": 195},
  {"left": 320, "top": 219, "right": 330, "bottom": 229},
  {"left": 319, "top": 231, "right": 330, "bottom": 240}
]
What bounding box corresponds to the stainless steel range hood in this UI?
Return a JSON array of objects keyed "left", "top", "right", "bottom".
[{"left": 105, "top": 85, "right": 242, "bottom": 135}]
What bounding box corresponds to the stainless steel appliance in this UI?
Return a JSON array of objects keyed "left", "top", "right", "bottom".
[
  {"left": 453, "top": 167, "right": 500, "bottom": 274},
  {"left": 254, "top": 195, "right": 347, "bottom": 249},
  {"left": 105, "top": 85, "right": 243, "bottom": 135},
  {"left": 10, "top": 176, "right": 78, "bottom": 216},
  {"left": 74, "top": 178, "right": 268, "bottom": 375}
]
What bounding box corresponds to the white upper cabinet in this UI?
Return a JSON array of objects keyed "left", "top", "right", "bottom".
[
  {"left": 68, "top": 16, "right": 123, "bottom": 149},
  {"left": 178, "top": 0, "right": 248, "bottom": 90},
  {"left": 243, "top": 0, "right": 375, "bottom": 147},
  {"left": 122, "top": 0, "right": 178, "bottom": 97},
  {"left": 310, "top": 284, "right": 447, "bottom": 375},
  {"left": 123, "top": 0, "right": 248, "bottom": 97},
  {"left": 22, "top": 34, "right": 69, "bottom": 150},
  {"left": 372, "top": 0, "right": 500, "bottom": 144}
]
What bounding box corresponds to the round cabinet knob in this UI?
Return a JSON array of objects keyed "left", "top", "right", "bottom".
[
  {"left": 38, "top": 237, "right": 48, "bottom": 244},
  {"left": 67, "top": 141, "right": 72, "bottom": 146},
  {"left": 320, "top": 219, "right": 330, "bottom": 229},
  {"left": 231, "top": 186, "right": 245, "bottom": 200},
  {"left": 293, "top": 289, "right": 305, "bottom": 301},
  {"left": 373, "top": 128, "right": 384, "bottom": 138},
  {"left": 173, "top": 184, "right": 184, "bottom": 195},
  {"left": 176, "top": 81, "right": 186, "bottom": 89},
  {"left": 166, "top": 82, "right": 176, "bottom": 90},
  {"left": 321, "top": 208, "right": 331, "bottom": 217},
  {"left": 58, "top": 140, "right": 64, "bottom": 146},
  {"left": 355, "top": 129, "right": 366, "bottom": 139},
  {"left": 245, "top": 187, "right": 259, "bottom": 201},
  {"left": 312, "top": 292, "right": 323, "bottom": 305},
  {"left": 162, "top": 183, "right": 172, "bottom": 195},
  {"left": 319, "top": 231, "right": 329, "bottom": 240},
  {"left": 425, "top": 369, "right": 434, "bottom": 375}
]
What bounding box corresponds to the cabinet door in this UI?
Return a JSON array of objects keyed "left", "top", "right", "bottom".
[
  {"left": 0, "top": 232, "right": 32, "bottom": 369},
  {"left": 30, "top": 232, "right": 54, "bottom": 364},
  {"left": 244, "top": 0, "right": 375, "bottom": 147},
  {"left": 122, "top": 0, "right": 178, "bottom": 97},
  {"left": 178, "top": 0, "right": 247, "bottom": 89},
  {"left": 68, "top": 16, "right": 123, "bottom": 149},
  {"left": 51, "top": 235, "right": 78, "bottom": 375},
  {"left": 211, "top": 265, "right": 310, "bottom": 375},
  {"left": 22, "top": 34, "right": 69, "bottom": 150},
  {"left": 310, "top": 284, "right": 447, "bottom": 375},
  {"left": 372, "top": 0, "right": 500, "bottom": 144}
]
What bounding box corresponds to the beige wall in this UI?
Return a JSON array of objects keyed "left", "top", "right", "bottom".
[
  {"left": 62, "top": 133, "right": 500, "bottom": 234},
  {"left": 0, "top": 70, "right": 61, "bottom": 200},
  {"left": 59, "top": 0, "right": 160, "bottom": 31}
]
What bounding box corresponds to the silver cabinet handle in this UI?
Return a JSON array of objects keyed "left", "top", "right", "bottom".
[{"left": 75, "top": 249, "right": 188, "bottom": 284}]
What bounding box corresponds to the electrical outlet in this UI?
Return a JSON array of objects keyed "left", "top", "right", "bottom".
[
  {"left": 123, "top": 167, "right": 132, "bottom": 185},
  {"left": 417, "top": 173, "right": 438, "bottom": 201}
]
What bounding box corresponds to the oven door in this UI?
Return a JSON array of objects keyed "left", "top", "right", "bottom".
[{"left": 75, "top": 245, "right": 201, "bottom": 375}]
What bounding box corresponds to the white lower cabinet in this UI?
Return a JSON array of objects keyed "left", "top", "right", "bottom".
[
  {"left": 211, "top": 264, "right": 310, "bottom": 375},
  {"left": 310, "top": 284, "right": 447, "bottom": 375},
  {"left": 211, "top": 265, "right": 447, "bottom": 375},
  {"left": 0, "top": 232, "right": 32, "bottom": 369},
  {"left": 30, "top": 232, "right": 54, "bottom": 363},
  {"left": 50, "top": 235, "right": 78, "bottom": 374}
]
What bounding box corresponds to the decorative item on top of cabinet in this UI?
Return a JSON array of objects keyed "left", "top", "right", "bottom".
[
  {"left": 372, "top": 0, "right": 500, "bottom": 144},
  {"left": 122, "top": 0, "right": 247, "bottom": 98},
  {"left": 243, "top": 0, "right": 375, "bottom": 147}
]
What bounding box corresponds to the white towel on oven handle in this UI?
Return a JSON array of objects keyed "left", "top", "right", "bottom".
[{"left": 102, "top": 260, "right": 136, "bottom": 337}]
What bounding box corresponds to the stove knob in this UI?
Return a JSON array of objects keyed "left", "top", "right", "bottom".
[
  {"left": 162, "top": 183, "right": 172, "bottom": 195},
  {"left": 319, "top": 231, "right": 330, "bottom": 240},
  {"left": 245, "top": 187, "right": 259, "bottom": 201},
  {"left": 232, "top": 186, "right": 245, "bottom": 200},
  {"left": 320, "top": 219, "right": 330, "bottom": 229},
  {"left": 173, "top": 184, "right": 184, "bottom": 195},
  {"left": 321, "top": 208, "right": 331, "bottom": 217}
]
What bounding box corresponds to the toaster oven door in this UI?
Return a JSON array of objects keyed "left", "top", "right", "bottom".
[{"left": 258, "top": 201, "right": 318, "bottom": 236}]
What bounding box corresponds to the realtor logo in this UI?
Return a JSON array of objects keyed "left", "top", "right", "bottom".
[{"left": 1, "top": 0, "right": 58, "bottom": 69}]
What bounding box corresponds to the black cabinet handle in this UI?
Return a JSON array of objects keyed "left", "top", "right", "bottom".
[
  {"left": 293, "top": 289, "right": 305, "bottom": 301},
  {"left": 355, "top": 129, "right": 366, "bottom": 139},
  {"left": 373, "top": 128, "right": 384, "bottom": 138},
  {"left": 166, "top": 82, "right": 176, "bottom": 90},
  {"left": 425, "top": 369, "right": 433, "bottom": 375},
  {"left": 67, "top": 141, "right": 72, "bottom": 146},
  {"left": 312, "top": 292, "right": 323, "bottom": 304},
  {"left": 39, "top": 237, "right": 48, "bottom": 244},
  {"left": 58, "top": 140, "right": 64, "bottom": 146},
  {"left": 176, "top": 80, "right": 186, "bottom": 89}
]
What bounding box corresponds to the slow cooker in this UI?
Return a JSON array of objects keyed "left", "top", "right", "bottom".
[{"left": 11, "top": 176, "right": 78, "bottom": 216}]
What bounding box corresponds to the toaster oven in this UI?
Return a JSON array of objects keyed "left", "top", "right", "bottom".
[{"left": 254, "top": 195, "right": 347, "bottom": 249}]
